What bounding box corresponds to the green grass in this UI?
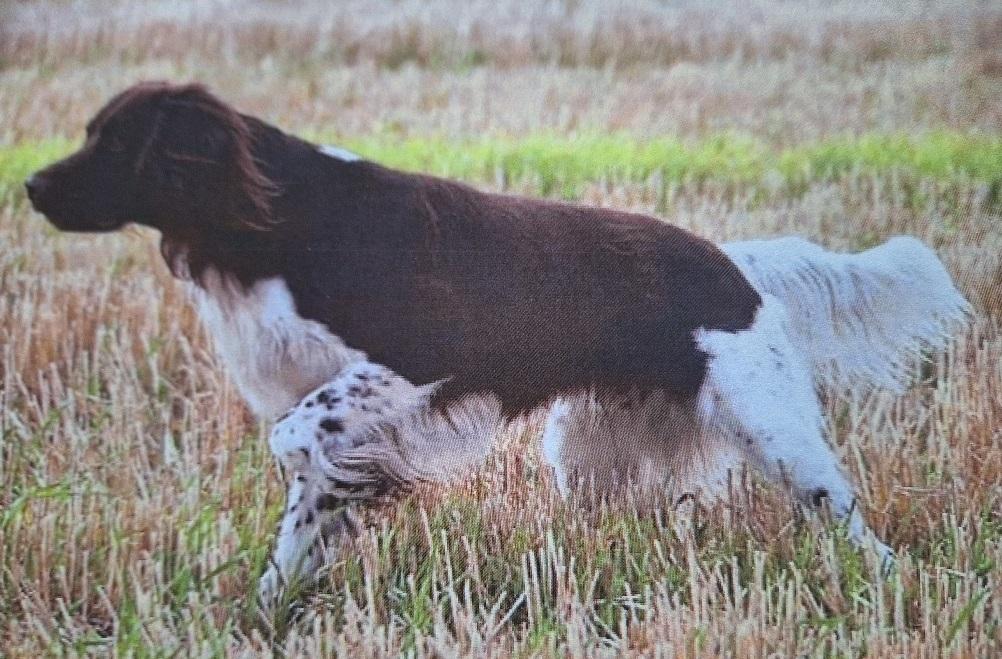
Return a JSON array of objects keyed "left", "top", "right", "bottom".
[
  {"left": 3, "top": 131, "right": 1001, "bottom": 202},
  {"left": 0, "top": 137, "right": 77, "bottom": 196}
]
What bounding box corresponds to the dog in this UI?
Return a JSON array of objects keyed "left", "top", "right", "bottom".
[{"left": 26, "top": 82, "right": 969, "bottom": 597}]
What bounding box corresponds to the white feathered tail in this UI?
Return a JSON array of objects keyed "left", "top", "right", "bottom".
[{"left": 721, "top": 236, "right": 970, "bottom": 395}]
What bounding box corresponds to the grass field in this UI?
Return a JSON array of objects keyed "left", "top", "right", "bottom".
[{"left": 1, "top": 1, "right": 1000, "bottom": 655}]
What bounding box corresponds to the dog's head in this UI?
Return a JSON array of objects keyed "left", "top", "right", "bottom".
[{"left": 25, "top": 81, "right": 275, "bottom": 236}]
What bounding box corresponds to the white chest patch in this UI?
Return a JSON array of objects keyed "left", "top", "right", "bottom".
[
  {"left": 189, "top": 270, "right": 366, "bottom": 418},
  {"left": 318, "top": 144, "right": 361, "bottom": 162}
]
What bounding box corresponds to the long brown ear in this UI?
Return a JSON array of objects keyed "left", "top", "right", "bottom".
[{"left": 159, "top": 83, "right": 278, "bottom": 232}]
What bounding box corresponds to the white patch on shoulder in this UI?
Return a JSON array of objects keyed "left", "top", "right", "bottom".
[
  {"left": 189, "top": 270, "right": 366, "bottom": 418},
  {"left": 318, "top": 144, "right": 361, "bottom": 162}
]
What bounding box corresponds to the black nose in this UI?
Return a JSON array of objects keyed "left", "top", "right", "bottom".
[{"left": 25, "top": 174, "right": 49, "bottom": 203}]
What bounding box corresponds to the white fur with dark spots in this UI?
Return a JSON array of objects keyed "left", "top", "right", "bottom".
[{"left": 260, "top": 361, "right": 502, "bottom": 602}]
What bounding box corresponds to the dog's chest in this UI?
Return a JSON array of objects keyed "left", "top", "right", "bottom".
[{"left": 189, "top": 272, "right": 365, "bottom": 418}]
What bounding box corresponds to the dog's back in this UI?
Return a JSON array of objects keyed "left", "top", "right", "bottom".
[{"left": 278, "top": 158, "right": 762, "bottom": 414}]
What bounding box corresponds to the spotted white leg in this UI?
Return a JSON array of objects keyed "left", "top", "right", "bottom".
[
  {"left": 259, "top": 471, "right": 365, "bottom": 605},
  {"left": 696, "top": 295, "right": 895, "bottom": 570},
  {"left": 260, "top": 476, "right": 317, "bottom": 602},
  {"left": 261, "top": 361, "right": 440, "bottom": 602}
]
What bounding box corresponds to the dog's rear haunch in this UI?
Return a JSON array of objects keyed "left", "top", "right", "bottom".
[{"left": 24, "top": 83, "right": 970, "bottom": 604}]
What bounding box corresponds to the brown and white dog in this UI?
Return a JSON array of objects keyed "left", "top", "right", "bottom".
[{"left": 26, "top": 82, "right": 968, "bottom": 598}]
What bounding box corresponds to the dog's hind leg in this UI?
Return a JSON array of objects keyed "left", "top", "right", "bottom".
[{"left": 695, "top": 295, "right": 894, "bottom": 569}]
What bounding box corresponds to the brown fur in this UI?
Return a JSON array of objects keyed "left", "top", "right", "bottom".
[{"left": 27, "top": 82, "right": 763, "bottom": 417}]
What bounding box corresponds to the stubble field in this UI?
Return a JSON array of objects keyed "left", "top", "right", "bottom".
[{"left": 1, "top": 1, "right": 1000, "bottom": 656}]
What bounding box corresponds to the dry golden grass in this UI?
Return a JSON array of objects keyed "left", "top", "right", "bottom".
[{"left": 1, "top": 1, "right": 1000, "bottom": 656}]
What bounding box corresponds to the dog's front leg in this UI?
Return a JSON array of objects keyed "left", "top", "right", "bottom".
[
  {"left": 259, "top": 475, "right": 321, "bottom": 603},
  {"left": 259, "top": 360, "right": 440, "bottom": 604},
  {"left": 259, "top": 473, "right": 356, "bottom": 604}
]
